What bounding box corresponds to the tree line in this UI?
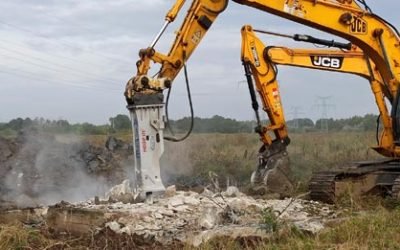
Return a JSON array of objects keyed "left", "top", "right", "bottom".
[
  {"left": 0, "top": 115, "right": 131, "bottom": 136},
  {"left": 0, "top": 114, "right": 379, "bottom": 136}
]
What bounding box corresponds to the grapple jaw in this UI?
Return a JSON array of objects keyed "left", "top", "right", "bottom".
[{"left": 251, "top": 140, "right": 294, "bottom": 196}]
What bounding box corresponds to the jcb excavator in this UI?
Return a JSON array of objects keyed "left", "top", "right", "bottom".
[
  {"left": 240, "top": 25, "right": 390, "bottom": 200},
  {"left": 125, "top": 0, "right": 400, "bottom": 202}
]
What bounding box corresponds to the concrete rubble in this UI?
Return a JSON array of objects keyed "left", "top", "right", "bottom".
[
  {"left": 0, "top": 171, "right": 337, "bottom": 247},
  {"left": 41, "top": 183, "right": 337, "bottom": 247},
  {"left": 105, "top": 179, "right": 135, "bottom": 203},
  {"left": 0, "top": 133, "right": 340, "bottom": 247}
]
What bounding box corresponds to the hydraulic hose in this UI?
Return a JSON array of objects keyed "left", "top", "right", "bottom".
[{"left": 164, "top": 62, "right": 194, "bottom": 142}]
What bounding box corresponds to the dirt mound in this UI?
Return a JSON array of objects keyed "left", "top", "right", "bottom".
[{"left": 0, "top": 132, "right": 133, "bottom": 208}]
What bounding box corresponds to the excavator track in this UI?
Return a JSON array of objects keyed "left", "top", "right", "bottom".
[
  {"left": 391, "top": 176, "right": 400, "bottom": 199},
  {"left": 309, "top": 171, "right": 339, "bottom": 203},
  {"left": 309, "top": 159, "right": 400, "bottom": 203}
]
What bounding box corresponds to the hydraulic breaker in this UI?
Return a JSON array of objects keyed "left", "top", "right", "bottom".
[{"left": 127, "top": 93, "right": 166, "bottom": 200}]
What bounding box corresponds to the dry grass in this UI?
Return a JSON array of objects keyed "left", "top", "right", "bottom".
[
  {"left": 54, "top": 132, "right": 132, "bottom": 147},
  {"left": 0, "top": 131, "right": 393, "bottom": 249},
  {"left": 188, "top": 206, "right": 400, "bottom": 250},
  {"left": 161, "top": 131, "right": 382, "bottom": 190},
  {"left": 3, "top": 207, "right": 400, "bottom": 250},
  {"left": 0, "top": 223, "right": 51, "bottom": 250},
  {"left": 62, "top": 131, "right": 381, "bottom": 188}
]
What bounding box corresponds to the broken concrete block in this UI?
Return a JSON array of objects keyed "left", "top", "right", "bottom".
[
  {"left": 165, "top": 185, "right": 176, "bottom": 197},
  {"left": 143, "top": 216, "right": 153, "bottom": 223},
  {"left": 119, "top": 225, "right": 134, "bottom": 234},
  {"left": 153, "top": 212, "right": 163, "bottom": 219},
  {"left": 222, "top": 186, "right": 242, "bottom": 197},
  {"left": 184, "top": 196, "right": 200, "bottom": 206},
  {"left": 201, "top": 188, "right": 214, "bottom": 198},
  {"left": 105, "top": 180, "right": 135, "bottom": 204},
  {"left": 106, "top": 221, "right": 121, "bottom": 232},
  {"left": 294, "top": 219, "right": 324, "bottom": 234},
  {"left": 168, "top": 196, "right": 184, "bottom": 207},
  {"left": 172, "top": 205, "right": 190, "bottom": 212},
  {"left": 135, "top": 224, "right": 145, "bottom": 231},
  {"left": 198, "top": 206, "right": 219, "bottom": 229},
  {"left": 159, "top": 208, "right": 174, "bottom": 217},
  {"left": 47, "top": 207, "right": 107, "bottom": 235}
]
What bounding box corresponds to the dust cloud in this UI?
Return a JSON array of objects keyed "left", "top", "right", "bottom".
[{"left": 0, "top": 131, "right": 130, "bottom": 207}]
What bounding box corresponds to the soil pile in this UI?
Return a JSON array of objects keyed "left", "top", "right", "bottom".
[{"left": 0, "top": 131, "right": 132, "bottom": 208}]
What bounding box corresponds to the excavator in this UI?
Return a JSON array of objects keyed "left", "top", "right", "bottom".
[
  {"left": 125, "top": 0, "right": 400, "bottom": 202},
  {"left": 240, "top": 25, "right": 390, "bottom": 200}
]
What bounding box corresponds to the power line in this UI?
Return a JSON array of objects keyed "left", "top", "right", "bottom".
[
  {"left": 0, "top": 52, "right": 122, "bottom": 90},
  {"left": 0, "top": 44, "right": 121, "bottom": 84},
  {"left": 0, "top": 19, "right": 132, "bottom": 65},
  {"left": 0, "top": 36, "right": 127, "bottom": 71},
  {"left": 0, "top": 67, "right": 120, "bottom": 92}
]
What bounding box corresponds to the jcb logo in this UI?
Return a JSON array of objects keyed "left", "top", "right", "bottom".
[
  {"left": 350, "top": 17, "right": 367, "bottom": 34},
  {"left": 311, "top": 56, "right": 343, "bottom": 69}
]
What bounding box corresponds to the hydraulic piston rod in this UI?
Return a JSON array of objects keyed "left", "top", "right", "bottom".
[{"left": 253, "top": 29, "right": 352, "bottom": 50}]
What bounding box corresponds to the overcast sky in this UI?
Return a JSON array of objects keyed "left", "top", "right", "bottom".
[{"left": 0, "top": 1, "right": 399, "bottom": 124}]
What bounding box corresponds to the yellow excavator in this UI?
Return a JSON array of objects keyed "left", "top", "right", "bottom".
[
  {"left": 125, "top": 0, "right": 400, "bottom": 202},
  {"left": 240, "top": 25, "right": 391, "bottom": 200}
]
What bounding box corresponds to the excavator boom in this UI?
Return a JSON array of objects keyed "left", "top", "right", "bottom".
[
  {"left": 233, "top": 0, "right": 400, "bottom": 89},
  {"left": 125, "top": 0, "right": 400, "bottom": 200},
  {"left": 125, "top": 0, "right": 228, "bottom": 199},
  {"left": 232, "top": 0, "right": 400, "bottom": 155}
]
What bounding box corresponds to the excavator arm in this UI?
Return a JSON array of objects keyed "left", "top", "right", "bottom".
[
  {"left": 264, "top": 44, "right": 394, "bottom": 156},
  {"left": 129, "top": 0, "right": 399, "bottom": 97},
  {"left": 127, "top": 0, "right": 400, "bottom": 154},
  {"left": 240, "top": 24, "right": 393, "bottom": 193},
  {"left": 267, "top": 46, "right": 371, "bottom": 79},
  {"left": 232, "top": 0, "right": 400, "bottom": 155},
  {"left": 125, "top": 0, "right": 400, "bottom": 198},
  {"left": 267, "top": 47, "right": 394, "bottom": 156},
  {"left": 233, "top": 0, "right": 400, "bottom": 91},
  {"left": 241, "top": 25, "right": 383, "bottom": 146},
  {"left": 125, "top": 0, "right": 228, "bottom": 101},
  {"left": 125, "top": 0, "right": 228, "bottom": 199}
]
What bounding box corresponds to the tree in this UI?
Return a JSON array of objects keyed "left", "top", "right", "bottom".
[
  {"left": 77, "top": 123, "right": 103, "bottom": 134},
  {"left": 109, "top": 114, "right": 131, "bottom": 131},
  {"left": 7, "top": 118, "right": 25, "bottom": 130}
]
